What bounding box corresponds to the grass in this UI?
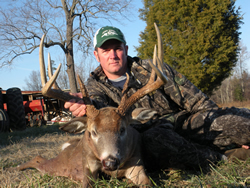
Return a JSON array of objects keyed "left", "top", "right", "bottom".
[
  {"left": 218, "top": 100, "right": 250, "bottom": 109},
  {"left": 0, "top": 124, "right": 250, "bottom": 187}
]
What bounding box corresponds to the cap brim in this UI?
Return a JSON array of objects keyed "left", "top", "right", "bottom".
[{"left": 96, "top": 37, "right": 126, "bottom": 48}]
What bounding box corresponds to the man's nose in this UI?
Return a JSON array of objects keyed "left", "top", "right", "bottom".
[{"left": 109, "top": 49, "right": 117, "bottom": 58}]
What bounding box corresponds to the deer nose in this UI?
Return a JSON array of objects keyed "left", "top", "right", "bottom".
[{"left": 102, "top": 156, "right": 120, "bottom": 171}]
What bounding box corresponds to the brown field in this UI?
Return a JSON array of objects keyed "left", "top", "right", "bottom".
[
  {"left": 0, "top": 125, "right": 83, "bottom": 187},
  {"left": 217, "top": 100, "right": 250, "bottom": 109},
  {"left": 0, "top": 108, "right": 250, "bottom": 187}
]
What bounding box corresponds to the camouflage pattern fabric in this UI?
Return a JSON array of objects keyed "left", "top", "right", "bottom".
[
  {"left": 141, "top": 123, "right": 224, "bottom": 171},
  {"left": 177, "top": 107, "right": 250, "bottom": 150},
  {"left": 86, "top": 56, "right": 250, "bottom": 170}
]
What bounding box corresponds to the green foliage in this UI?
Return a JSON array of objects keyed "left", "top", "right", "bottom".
[
  {"left": 137, "top": 0, "right": 243, "bottom": 95},
  {"left": 234, "top": 84, "right": 244, "bottom": 101}
]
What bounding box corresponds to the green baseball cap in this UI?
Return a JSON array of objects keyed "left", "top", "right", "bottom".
[{"left": 93, "top": 26, "right": 126, "bottom": 48}]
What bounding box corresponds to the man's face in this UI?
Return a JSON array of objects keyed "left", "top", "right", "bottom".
[{"left": 94, "top": 39, "right": 128, "bottom": 79}]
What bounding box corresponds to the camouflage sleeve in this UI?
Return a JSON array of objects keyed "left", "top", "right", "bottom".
[
  {"left": 140, "top": 59, "right": 218, "bottom": 113},
  {"left": 162, "top": 63, "right": 218, "bottom": 113},
  {"left": 86, "top": 77, "right": 109, "bottom": 109}
]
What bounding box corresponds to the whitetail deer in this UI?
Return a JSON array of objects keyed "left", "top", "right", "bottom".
[{"left": 13, "top": 23, "right": 168, "bottom": 187}]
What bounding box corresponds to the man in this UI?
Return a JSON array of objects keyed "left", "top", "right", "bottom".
[{"left": 65, "top": 26, "right": 250, "bottom": 171}]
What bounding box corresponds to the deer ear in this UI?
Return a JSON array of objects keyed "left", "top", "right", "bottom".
[
  {"left": 60, "top": 116, "right": 88, "bottom": 134},
  {"left": 130, "top": 108, "right": 158, "bottom": 124}
]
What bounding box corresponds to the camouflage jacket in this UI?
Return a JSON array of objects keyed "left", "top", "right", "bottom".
[{"left": 86, "top": 56, "right": 218, "bottom": 129}]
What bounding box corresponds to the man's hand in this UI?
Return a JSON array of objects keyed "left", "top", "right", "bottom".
[
  {"left": 242, "top": 145, "right": 249, "bottom": 149},
  {"left": 64, "top": 93, "right": 87, "bottom": 117}
]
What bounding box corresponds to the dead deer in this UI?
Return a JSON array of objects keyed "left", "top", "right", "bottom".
[{"left": 13, "top": 23, "right": 168, "bottom": 187}]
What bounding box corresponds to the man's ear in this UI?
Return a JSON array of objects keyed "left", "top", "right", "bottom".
[
  {"left": 94, "top": 50, "right": 100, "bottom": 62},
  {"left": 125, "top": 45, "right": 128, "bottom": 56},
  {"left": 129, "top": 108, "right": 158, "bottom": 124}
]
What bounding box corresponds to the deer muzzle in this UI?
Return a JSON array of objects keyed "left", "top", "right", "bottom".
[{"left": 102, "top": 156, "right": 120, "bottom": 171}]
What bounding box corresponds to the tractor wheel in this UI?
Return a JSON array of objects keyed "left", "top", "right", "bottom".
[
  {"left": 0, "top": 109, "right": 9, "bottom": 132},
  {"left": 6, "top": 87, "right": 26, "bottom": 131},
  {"left": 0, "top": 88, "right": 4, "bottom": 110}
]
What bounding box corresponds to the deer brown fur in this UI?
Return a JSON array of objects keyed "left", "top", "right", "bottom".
[
  {"left": 15, "top": 112, "right": 151, "bottom": 187},
  {"left": 12, "top": 23, "right": 168, "bottom": 187}
]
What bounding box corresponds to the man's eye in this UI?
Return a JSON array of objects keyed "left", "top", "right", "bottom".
[{"left": 102, "top": 49, "right": 110, "bottom": 53}]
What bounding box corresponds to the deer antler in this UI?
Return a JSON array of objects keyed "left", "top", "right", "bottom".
[
  {"left": 39, "top": 34, "right": 99, "bottom": 118},
  {"left": 39, "top": 42, "right": 77, "bottom": 101},
  {"left": 77, "top": 75, "right": 99, "bottom": 118},
  {"left": 47, "top": 52, "right": 60, "bottom": 90},
  {"left": 117, "top": 23, "right": 168, "bottom": 116}
]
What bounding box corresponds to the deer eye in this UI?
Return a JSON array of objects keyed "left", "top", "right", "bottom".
[
  {"left": 91, "top": 130, "right": 97, "bottom": 137},
  {"left": 120, "top": 127, "right": 125, "bottom": 136}
]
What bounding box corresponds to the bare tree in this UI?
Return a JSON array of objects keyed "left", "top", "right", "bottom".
[
  {"left": 24, "top": 70, "right": 42, "bottom": 91},
  {"left": 233, "top": 41, "right": 250, "bottom": 94},
  {"left": 211, "top": 41, "right": 250, "bottom": 104},
  {"left": 53, "top": 54, "right": 96, "bottom": 89},
  {"left": 211, "top": 77, "right": 233, "bottom": 104},
  {"left": 0, "top": 0, "right": 132, "bottom": 93},
  {"left": 75, "top": 57, "right": 96, "bottom": 83},
  {"left": 55, "top": 55, "right": 70, "bottom": 90},
  {"left": 244, "top": 72, "right": 250, "bottom": 99},
  {"left": 24, "top": 54, "right": 96, "bottom": 91}
]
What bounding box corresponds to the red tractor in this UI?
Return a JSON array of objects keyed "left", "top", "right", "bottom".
[{"left": 0, "top": 87, "right": 70, "bottom": 132}]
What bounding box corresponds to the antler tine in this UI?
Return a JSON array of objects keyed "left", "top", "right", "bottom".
[
  {"left": 48, "top": 53, "right": 60, "bottom": 90},
  {"left": 118, "top": 73, "right": 130, "bottom": 110},
  {"left": 39, "top": 34, "right": 81, "bottom": 102},
  {"left": 154, "top": 22, "right": 164, "bottom": 71},
  {"left": 76, "top": 75, "right": 92, "bottom": 105},
  {"left": 77, "top": 74, "right": 99, "bottom": 119},
  {"left": 41, "top": 63, "right": 62, "bottom": 94},
  {"left": 148, "top": 47, "right": 168, "bottom": 83},
  {"left": 149, "top": 23, "right": 168, "bottom": 83},
  {"left": 117, "top": 23, "right": 168, "bottom": 116},
  {"left": 39, "top": 35, "right": 47, "bottom": 87}
]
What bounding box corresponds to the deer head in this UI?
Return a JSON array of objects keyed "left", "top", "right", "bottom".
[{"left": 39, "top": 23, "right": 168, "bottom": 171}]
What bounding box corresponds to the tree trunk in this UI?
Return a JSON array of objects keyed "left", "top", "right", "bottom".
[{"left": 66, "top": 18, "right": 77, "bottom": 93}]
